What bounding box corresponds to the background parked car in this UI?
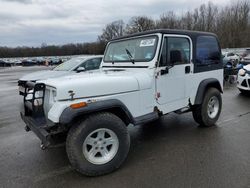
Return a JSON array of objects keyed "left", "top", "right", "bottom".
[
  {"left": 35, "top": 57, "right": 46, "bottom": 65},
  {"left": 241, "top": 54, "right": 250, "bottom": 64},
  {"left": 241, "top": 48, "right": 250, "bottom": 59},
  {"left": 47, "top": 57, "right": 63, "bottom": 65},
  {"left": 18, "top": 55, "right": 103, "bottom": 95},
  {"left": 10, "top": 59, "right": 22, "bottom": 66},
  {"left": 0, "top": 59, "right": 11, "bottom": 67},
  {"left": 222, "top": 52, "right": 240, "bottom": 67},
  {"left": 237, "top": 64, "right": 250, "bottom": 95},
  {"left": 237, "top": 54, "right": 250, "bottom": 70},
  {"left": 21, "top": 59, "right": 37, "bottom": 66},
  {"left": 0, "top": 59, "right": 6, "bottom": 67}
]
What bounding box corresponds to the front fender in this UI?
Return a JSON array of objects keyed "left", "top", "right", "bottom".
[{"left": 59, "top": 99, "right": 134, "bottom": 125}]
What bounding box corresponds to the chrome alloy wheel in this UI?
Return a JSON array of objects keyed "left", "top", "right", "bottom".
[
  {"left": 83, "top": 128, "right": 119, "bottom": 165},
  {"left": 207, "top": 96, "right": 220, "bottom": 119}
]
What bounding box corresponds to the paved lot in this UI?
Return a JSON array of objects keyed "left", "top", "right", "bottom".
[{"left": 0, "top": 66, "right": 250, "bottom": 188}]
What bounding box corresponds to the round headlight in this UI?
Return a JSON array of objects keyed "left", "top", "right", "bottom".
[{"left": 239, "top": 69, "right": 246, "bottom": 76}]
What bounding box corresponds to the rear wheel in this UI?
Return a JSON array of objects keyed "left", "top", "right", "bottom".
[
  {"left": 193, "top": 88, "right": 222, "bottom": 127},
  {"left": 66, "top": 112, "right": 130, "bottom": 176}
]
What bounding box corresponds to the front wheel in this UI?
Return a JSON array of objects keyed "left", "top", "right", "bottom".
[
  {"left": 192, "top": 88, "right": 222, "bottom": 127},
  {"left": 66, "top": 112, "right": 130, "bottom": 176}
]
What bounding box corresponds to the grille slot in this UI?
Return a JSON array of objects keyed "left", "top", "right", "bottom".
[
  {"left": 241, "top": 79, "right": 247, "bottom": 87},
  {"left": 248, "top": 79, "right": 250, "bottom": 87},
  {"left": 43, "top": 89, "right": 51, "bottom": 116}
]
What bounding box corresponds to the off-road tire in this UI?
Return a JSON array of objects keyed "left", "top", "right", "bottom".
[
  {"left": 192, "top": 88, "right": 222, "bottom": 127},
  {"left": 66, "top": 112, "right": 130, "bottom": 176}
]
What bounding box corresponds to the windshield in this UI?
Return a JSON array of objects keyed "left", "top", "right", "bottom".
[
  {"left": 53, "top": 58, "right": 85, "bottom": 71},
  {"left": 104, "top": 36, "right": 158, "bottom": 63}
]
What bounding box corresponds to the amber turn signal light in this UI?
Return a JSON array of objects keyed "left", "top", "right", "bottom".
[{"left": 70, "top": 102, "right": 87, "bottom": 109}]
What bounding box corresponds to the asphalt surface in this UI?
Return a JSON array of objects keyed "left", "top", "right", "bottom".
[{"left": 0, "top": 66, "right": 250, "bottom": 188}]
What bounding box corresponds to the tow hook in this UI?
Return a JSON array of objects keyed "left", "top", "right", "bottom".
[{"left": 24, "top": 125, "right": 30, "bottom": 132}]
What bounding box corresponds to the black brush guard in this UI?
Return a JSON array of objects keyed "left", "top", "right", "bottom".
[
  {"left": 20, "top": 82, "right": 66, "bottom": 148},
  {"left": 23, "top": 81, "right": 46, "bottom": 117}
]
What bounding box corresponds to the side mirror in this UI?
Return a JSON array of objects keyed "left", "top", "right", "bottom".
[{"left": 76, "top": 67, "right": 85, "bottom": 73}]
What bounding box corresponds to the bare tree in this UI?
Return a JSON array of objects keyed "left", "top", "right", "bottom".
[
  {"left": 156, "top": 11, "right": 180, "bottom": 29},
  {"left": 198, "top": 4, "right": 206, "bottom": 31},
  {"left": 180, "top": 11, "right": 194, "bottom": 30},
  {"left": 216, "top": 1, "right": 250, "bottom": 47},
  {"left": 205, "top": 2, "right": 218, "bottom": 32},
  {"left": 125, "top": 16, "right": 155, "bottom": 34},
  {"left": 98, "top": 20, "right": 124, "bottom": 43}
]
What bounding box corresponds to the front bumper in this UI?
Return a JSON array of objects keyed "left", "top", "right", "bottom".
[
  {"left": 21, "top": 111, "right": 51, "bottom": 147},
  {"left": 21, "top": 111, "right": 67, "bottom": 148},
  {"left": 237, "top": 74, "right": 250, "bottom": 91}
]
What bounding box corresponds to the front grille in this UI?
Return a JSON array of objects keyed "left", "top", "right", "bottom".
[{"left": 242, "top": 80, "right": 248, "bottom": 87}]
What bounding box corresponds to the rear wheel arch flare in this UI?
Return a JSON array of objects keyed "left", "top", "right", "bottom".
[{"left": 194, "top": 78, "right": 222, "bottom": 105}]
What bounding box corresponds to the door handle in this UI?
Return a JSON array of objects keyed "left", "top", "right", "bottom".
[{"left": 185, "top": 66, "right": 190, "bottom": 74}]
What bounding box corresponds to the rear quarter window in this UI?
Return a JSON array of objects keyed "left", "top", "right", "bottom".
[{"left": 196, "top": 36, "right": 221, "bottom": 66}]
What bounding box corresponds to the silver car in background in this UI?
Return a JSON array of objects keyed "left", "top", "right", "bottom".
[{"left": 18, "top": 55, "right": 103, "bottom": 95}]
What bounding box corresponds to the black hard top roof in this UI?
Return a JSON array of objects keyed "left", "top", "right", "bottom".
[{"left": 110, "top": 29, "right": 218, "bottom": 41}]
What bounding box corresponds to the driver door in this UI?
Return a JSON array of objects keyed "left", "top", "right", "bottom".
[{"left": 156, "top": 35, "right": 193, "bottom": 112}]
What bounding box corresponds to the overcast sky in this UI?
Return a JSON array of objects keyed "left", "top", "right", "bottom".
[{"left": 0, "top": 0, "right": 231, "bottom": 47}]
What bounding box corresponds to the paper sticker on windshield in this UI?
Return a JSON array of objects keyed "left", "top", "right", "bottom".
[{"left": 140, "top": 39, "right": 155, "bottom": 47}]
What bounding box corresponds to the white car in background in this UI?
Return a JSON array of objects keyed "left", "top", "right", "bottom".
[
  {"left": 18, "top": 55, "right": 103, "bottom": 95},
  {"left": 237, "top": 64, "right": 250, "bottom": 94}
]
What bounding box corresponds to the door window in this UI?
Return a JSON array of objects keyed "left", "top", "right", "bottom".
[{"left": 160, "top": 37, "right": 190, "bottom": 66}]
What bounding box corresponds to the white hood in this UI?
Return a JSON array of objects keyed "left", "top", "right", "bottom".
[
  {"left": 41, "top": 69, "right": 153, "bottom": 100},
  {"left": 19, "top": 70, "right": 72, "bottom": 81}
]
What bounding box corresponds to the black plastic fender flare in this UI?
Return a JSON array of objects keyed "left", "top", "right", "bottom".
[
  {"left": 59, "top": 99, "right": 135, "bottom": 125},
  {"left": 194, "top": 78, "right": 223, "bottom": 105}
]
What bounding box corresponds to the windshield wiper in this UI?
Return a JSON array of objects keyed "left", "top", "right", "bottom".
[{"left": 125, "top": 48, "right": 135, "bottom": 64}]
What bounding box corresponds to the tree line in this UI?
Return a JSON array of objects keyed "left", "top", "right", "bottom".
[
  {"left": 1, "top": 1, "right": 249, "bottom": 58},
  {"left": 0, "top": 42, "right": 105, "bottom": 58}
]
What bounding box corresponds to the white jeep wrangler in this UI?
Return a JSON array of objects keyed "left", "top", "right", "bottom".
[{"left": 20, "top": 29, "right": 223, "bottom": 176}]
